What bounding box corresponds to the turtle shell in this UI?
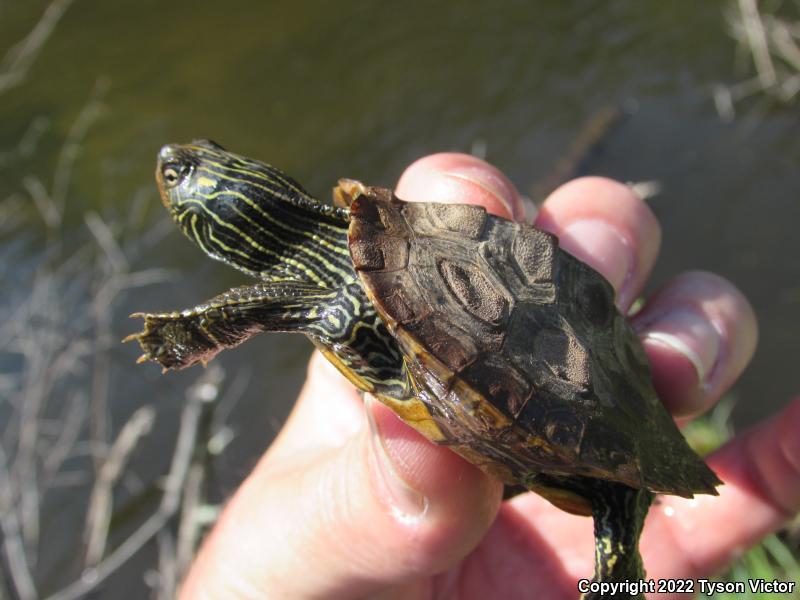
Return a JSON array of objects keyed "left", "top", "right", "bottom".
[{"left": 347, "top": 186, "right": 721, "bottom": 501}]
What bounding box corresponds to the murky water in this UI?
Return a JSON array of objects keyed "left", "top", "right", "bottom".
[{"left": 1, "top": 0, "right": 798, "bottom": 596}]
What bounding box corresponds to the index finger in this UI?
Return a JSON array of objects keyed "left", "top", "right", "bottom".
[{"left": 396, "top": 153, "right": 525, "bottom": 219}]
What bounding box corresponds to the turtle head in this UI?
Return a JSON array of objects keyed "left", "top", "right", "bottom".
[
  {"left": 156, "top": 139, "right": 227, "bottom": 215},
  {"left": 155, "top": 140, "right": 351, "bottom": 284}
]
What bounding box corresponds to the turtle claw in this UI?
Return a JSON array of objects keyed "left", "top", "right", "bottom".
[
  {"left": 333, "top": 179, "right": 366, "bottom": 208},
  {"left": 125, "top": 309, "right": 223, "bottom": 372},
  {"left": 125, "top": 312, "right": 178, "bottom": 370}
]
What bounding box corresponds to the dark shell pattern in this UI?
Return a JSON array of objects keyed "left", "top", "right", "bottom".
[{"left": 348, "top": 187, "right": 721, "bottom": 499}]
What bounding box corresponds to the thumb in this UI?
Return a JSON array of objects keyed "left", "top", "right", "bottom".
[{"left": 180, "top": 358, "right": 502, "bottom": 599}]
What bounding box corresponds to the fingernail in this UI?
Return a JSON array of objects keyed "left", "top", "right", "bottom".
[
  {"left": 639, "top": 308, "right": 722, "bottom": 388},
  {"left": 365, "top": 395, "right": 429, "bottom": 521},
  {"left": 444, "top": 166, "right": 518, "bottom": 219},
  {"left": 559, "top": 219, "right": 634, "bottom": 304}
]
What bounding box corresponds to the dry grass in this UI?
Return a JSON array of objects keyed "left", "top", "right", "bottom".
[
  {"left": 714, "top": 0, "right": 800, "bottom": 119},
  {"left": 1, "top": 134, "right": 231, "bottom": 599},
  {"left": 0, "top": 4, "right": 234, "bottom": 597}
]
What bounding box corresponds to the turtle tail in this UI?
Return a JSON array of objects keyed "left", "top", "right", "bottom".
[{"left": 582, "top": 481, "right": 653, "bottom": 600}]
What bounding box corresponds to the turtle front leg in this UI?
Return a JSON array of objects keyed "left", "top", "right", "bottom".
[
  {"left": 583, "top": 481, "right": 653, "bottom": 600},
  {"left": 126, "top": 282, "right": 335, "bottom": 371}
]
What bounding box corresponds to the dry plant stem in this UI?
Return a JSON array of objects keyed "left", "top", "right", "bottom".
[
  {"left": 155, "top": 530, "right": 177, "bottom": 600},
  {"left": 175, "top": 463, "right": 205, "bottom": 579},
  {"left": 738, "top": 0, "right": 777, "bottom": 87},
  {"left": 7, "top": 74, "right": 113, "bottom": 574},
  {"left": 175, "top": 366, "right": 222, "bottom": 579},
  {"left": 3, "top": 257, "right": 92, "bottom": 584},
  {"left": 3, "top": 232, "right": 184, "bottom": 599},
  {"left": 771, "top": 19, "right": 800, "bottom": 72},
  {"left": 0, "top": 0, "right": 76, "bottom": 94},
  {"left": 83, "top": 406, "right": 156, "bottom": 567},
  {"left": 15, "top": 286, "right": 92, "bottom": 567},
  {"left": 85, "top": 212, "right": 129, "bottom": 273},
  {"left": 717, "top": 0, "right": 800, "bottom": 117},
  {"left": 0, "top": 193, "right": 25, "bottom": 234},
  {"left": 41, "top": 391, "right": 88, "bottom": 486},
  {"left": 0, "top": 447, "right": 38, "bottom": 600},
  {"left": 13, "top": 271, "right": 77, "bottom": 566},
  {"left": 17, "top": 117, "right": 50, "bottom": 158},
  {"left": 530, "top": 105, "right": 627, "bottom": 203},
  {"left": 43, "top": 367, "right": 224, "bottom": 600},
  {"left": 51, "top": 80, "right": 108, "bottom": 226},
  {"left": 2, "top": 15, "right": 197, "bottom": 589},
  {"left": 86, "top": 213, "right": 125, "bottom": 483},
  {"left": 23, "top": 176, "right": 59, "bottom": 230},
  {"left": 154, "top": 362, "right": 221, "bottom": 599}
]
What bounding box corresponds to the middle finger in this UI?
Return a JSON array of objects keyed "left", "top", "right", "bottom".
[{"left": 535, "top": 176, "right": 661, "bottom": 310}]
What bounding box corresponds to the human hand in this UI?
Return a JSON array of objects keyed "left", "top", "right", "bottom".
[{"left": 180, "top": 154, "right": 798, "bottom": 600}]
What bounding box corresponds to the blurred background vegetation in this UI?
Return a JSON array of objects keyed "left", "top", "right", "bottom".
[{"left": 0, "top": 0, "right": 797, "bottom": 597}]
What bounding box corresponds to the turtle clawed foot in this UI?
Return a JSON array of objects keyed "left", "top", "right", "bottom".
[
  {"left": 125, "top": 312, "right": 199, "bottom": 372},
  {"left": 126, "top": 311, "right": 222, "bottom": 371}
]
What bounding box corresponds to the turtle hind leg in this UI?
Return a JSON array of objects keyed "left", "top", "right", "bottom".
[{"left": 583, "top": 481, "right": 653, "bottom": 600}]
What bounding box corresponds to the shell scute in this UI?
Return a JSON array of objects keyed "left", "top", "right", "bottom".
[
  {"left": 437, "top": 258, "right": 509, "bottom": 326},
  {"left": 408, "top": 319, "right": 479, "bottom": 373},
  {"left": 511, "top": 226, "right": 557, "bottom": 285},
  {"left": 349, "top": 218, "right": 409, "bottom": 273},
  {"left": 459, "top": 356, "right": 533, "bottom": 420},
  {"left": 401, "top": 202, "right": 487, "bottom": 239}
]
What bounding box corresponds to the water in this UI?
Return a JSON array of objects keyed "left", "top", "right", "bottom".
[{"left": 1, "top": 1, "right": 798, "bottom": 596}]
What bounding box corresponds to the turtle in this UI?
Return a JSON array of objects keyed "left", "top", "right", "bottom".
[{"left": 128, "top": 140, "right": 721, "bottom": 597}]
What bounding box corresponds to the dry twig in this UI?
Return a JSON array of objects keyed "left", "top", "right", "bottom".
[
  {"left": 83, "top": 406, "right": 156, "bottom": 567},
  {"left": 0, "top": 2, "right": 233, "bottom": 596},
  {"left": 715, "top": 0, "right": 800, "bottom": 119},
  {"left": 0, "top": 447, "right": 38, "bottom": 600},
  {"left": 44, "top": 366, "right": 225, "bottom": 600},
  {"left": 0, "top": 0, "right": 76, "bottom": 94}
]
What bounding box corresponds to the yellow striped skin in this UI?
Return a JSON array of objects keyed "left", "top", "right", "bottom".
[
  {"left": 157, "top": 140, "right": 353, "bottom": 286},
  {"left": 138, "top": 140, "right": 445, "bottom": 443},
  {"left": 141, "top": 140, "right": 407, "bottom": 397}
]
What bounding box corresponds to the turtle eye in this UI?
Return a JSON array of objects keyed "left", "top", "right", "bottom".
[{"left": 161, "top": 163, "right": 184, "bottom": 188}]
